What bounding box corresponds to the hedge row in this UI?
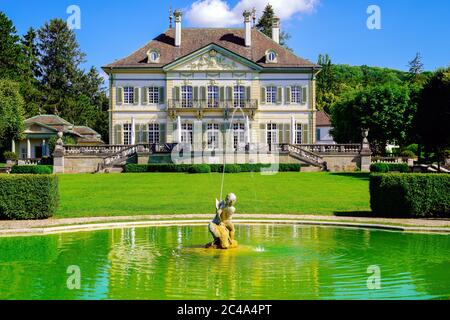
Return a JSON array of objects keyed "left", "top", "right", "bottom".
[
  {"left": 370, "top": 173, "right": 450, "bottom": 217},
  {"left": 0, "top": 175, "right": 59, "bottom": 220},
  {"left": 370, "top": 163, "right": 410, "bottom": 173},
  {"left": 124, "top": 163, "right": 301, "bottom": 174},
  {"left": 11, "top": 165, "right": 53, "bottom": 174}
]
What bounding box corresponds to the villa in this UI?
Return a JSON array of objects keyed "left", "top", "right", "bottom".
[{"left": 102, "top": 10, "right": 322, "bottom": 162}]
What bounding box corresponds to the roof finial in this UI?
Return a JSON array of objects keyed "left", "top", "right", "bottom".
[
  {"left": 169, "top": 6, "right": 173, "bottom": 28},
  {"left": 252, "top": 7, "right": 257, "bottom": 27}
]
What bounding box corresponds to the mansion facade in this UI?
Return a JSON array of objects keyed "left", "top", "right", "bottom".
[{"left": 103, "top": 10, "right": 321, "bottom": 159}]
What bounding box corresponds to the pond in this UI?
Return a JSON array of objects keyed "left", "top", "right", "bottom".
[{"left": 0, "top": 225, "right": 449, "bottom": 300}]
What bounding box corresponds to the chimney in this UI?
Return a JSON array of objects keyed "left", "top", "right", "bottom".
[
  {"left": 174, "top": 10, "right": 182, "bottom": 47},
  {"left": 272, "top": 17, "right": 280, "bottom": 44},
  {"left": 243, "top": 10, "right": 252, "bottom": 47}
]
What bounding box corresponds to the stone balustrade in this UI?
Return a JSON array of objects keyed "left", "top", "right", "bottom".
[{"left": 297, "top": 144, "right": 361, "bottom": 154}]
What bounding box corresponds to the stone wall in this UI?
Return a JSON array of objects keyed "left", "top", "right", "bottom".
[
  {"left": 322, "top": 154, "right": 360, "bottom": 172},
  {"left": 63, "top": 155, "right": 104, "bottom": 174}
]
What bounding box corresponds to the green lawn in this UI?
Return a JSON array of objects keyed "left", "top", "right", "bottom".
[
  {"left": 0, "top": 163, "right": 6, "bottom": 168},
  {"left": 56, "top": 172, "right": 371, "bottom": 218}
]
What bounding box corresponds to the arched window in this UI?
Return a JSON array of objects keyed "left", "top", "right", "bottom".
[{"left": 266, "top": 50, "right": 278, "bottom": 63}]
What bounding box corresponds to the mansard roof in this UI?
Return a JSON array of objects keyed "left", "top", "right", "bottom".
[{"left": 103, "top": 28, "right": 318, "bottom": 71}]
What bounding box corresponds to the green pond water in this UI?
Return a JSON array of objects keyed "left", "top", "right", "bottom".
[{"left": 0, "top": 225, "right": 449, "bottom": 300}]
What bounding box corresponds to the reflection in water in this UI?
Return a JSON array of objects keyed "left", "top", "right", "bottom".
[{"left": 0, "top": 225, "right": 449, "bottom": 300}]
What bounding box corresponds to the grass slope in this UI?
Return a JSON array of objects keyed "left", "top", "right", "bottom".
[{"left": 57, "top": 172, "right": 370, "bottom": 218}]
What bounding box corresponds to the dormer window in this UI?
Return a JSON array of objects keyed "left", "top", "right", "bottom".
[
  {"left": 266, "top": 50, "right": 278, "bottom": 63},
  {"left": 147, "top": 50, "right": 160, "bottom": 63}
]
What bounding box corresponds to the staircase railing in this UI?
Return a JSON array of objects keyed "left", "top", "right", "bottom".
[
  {"left": 281, "top": 144, "right": 325, "bottom": 168},
  {"left": 96, "top": 144, "right": 141, "bottom": 172}
]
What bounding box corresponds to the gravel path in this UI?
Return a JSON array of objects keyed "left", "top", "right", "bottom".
[{"left": 0, "top": 214, "right": 449, "bottom": 231}]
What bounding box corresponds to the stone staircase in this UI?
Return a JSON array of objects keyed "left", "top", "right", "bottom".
[
  {"left": 96, "top": 145, "right": 141, "bottom": 173},
  {"left": 281, "top": 144, "right": 326, "bottom": 169}
]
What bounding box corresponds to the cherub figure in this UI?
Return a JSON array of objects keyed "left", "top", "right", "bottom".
[{"left": 206, "top": 193, "right": 238, "bottom": 249}]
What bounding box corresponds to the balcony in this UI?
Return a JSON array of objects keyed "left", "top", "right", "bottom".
[{"left": 167, "top": 99, "right": 258, "bottom": 120}]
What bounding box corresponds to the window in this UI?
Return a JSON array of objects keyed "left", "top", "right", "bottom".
[
  {"left": 291, "top": 86, "right": 301, "bottom": 104},
  {"left": 123, "top": 123, "right": 132, "bottom": 145},
  {"left": 20, "top": 147, "right": 27, "bottom": 160},
  {"left": 207, "top": 86, "right": 219, "bottom": 108},
  {"left": 233, "top": 86, "right": 245, "bottom": 108},
  {"left": 266, "top": 123, "right": 278, "bottom": 147},
  {"left": 148, "top": 123, "right": 160, "bottom": 144},
  {"left": 233, "top": 123, "right": 245, "bottom": 150},
  {"left": 295, "top": 123, "right": 302, "bottom": 144},
  {"left": 148, "top": 87, "right": 160, "bottom": 104},
  {"left": 124, "top": 87, "right": 134, "bottom": 104},
  {"left": 181, "top": 123, "right": 193, "bottom": 145},
  {"left": 181, "top": 86, "right": 193, "bottom": 108},
  {"left": 316, "top": 128, "right": 321, "bottom": 142},
  {"left": 266, "top": 50, "right": 277, "bottom": 63},
  {"left": 207, "top": 123, "right": 220, "bottom": 150},
  {"left": 266, "top": 86, "right": 277, "bottom": 104},
  {"left": 147, "top": 50, "right": 160, "bottom": 63}
]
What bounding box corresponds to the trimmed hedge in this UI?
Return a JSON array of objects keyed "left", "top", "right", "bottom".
[
  {"left": 11, "top": 165, "right": 53, "bottom": 174},
  {"left": 370, "top": 163, "right": 409, "bottom": 173},
  {"left": 125, "top": 163, "right": 301, "bottom": 173},
  {"left": 0, "top": 175, "right": 59, "bottom": 220},
  {"left": 188, "top": 164, "right": 211, "bottom": 174},
  {"left": 370, "top": 173, "right": 450, "bottom": 217}
]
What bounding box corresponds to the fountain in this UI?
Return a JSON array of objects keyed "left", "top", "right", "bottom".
[{"left": 205, "top": 193, "right": 238, "bottom": 249}]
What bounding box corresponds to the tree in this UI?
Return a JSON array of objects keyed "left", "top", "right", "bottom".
[
  {"left": 316, "top": 54, "right": 339, "bottom": 113},
  {"left": 408, "top": 52, "right": 426, "bottom": 84},
  {"left": 0, "top": 80, "right": 25, "bottom": 151},
  {"left": 256, "top": 4, "right": 291, "bottom": 48},
  {"left": 37, "top": 18, "right": 86, "bottom": 115},
  {"left": 0, "top": 11, "right": 25, "bottom": 80},
  {"left": 331, "top": 84, "right": 415, "bottom": 154},
  {"left": 415, "top": 67, "right": 450, "bottom": 167}
]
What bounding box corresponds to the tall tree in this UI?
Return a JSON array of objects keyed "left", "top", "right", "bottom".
[
  {"left": 331, "top": 84, "right": 415, "bottom": 154},
  {"left": 408, "top": 52, "right": 425, "bottom": 84},
  {"left": 0, "top": 11, "right": 25, "bottom": 80},
  {"left": 0, "top": 80, "right": 25, "bottom": 151},
  {"left": 415, "top": 67, "right": 450, "bottom": 167},
  {"left": 256, "top": 4, "right": 291, "bottom": 48},
  {"left": 37, "top": 18, "right": 86, "bottom": 115},
  {"left": 316, "top": 54, "right": 339, "bottom": 113}
]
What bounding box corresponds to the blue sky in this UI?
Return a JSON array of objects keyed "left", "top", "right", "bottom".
[{"left": 2, "top": 0, "right": 449, "bottom": 78}]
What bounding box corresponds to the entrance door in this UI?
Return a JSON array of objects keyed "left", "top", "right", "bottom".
[
  {"left": 233, "top": 123, "right": 245, "bottom": 151},
  {"left": 266, "top": 123, "right": 278, "bottom": 151},
  {"left": 35, "top": 146, "right": 43, "bottom": 159}
]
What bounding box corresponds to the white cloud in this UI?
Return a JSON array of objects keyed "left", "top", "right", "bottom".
[{"left": 185, "top": 0, "right": 319, "bottom": 27}]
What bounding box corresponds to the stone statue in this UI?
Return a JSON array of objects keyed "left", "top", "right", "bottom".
[{"left": 206, "top": 193, "right": 238, "bottom": 249}]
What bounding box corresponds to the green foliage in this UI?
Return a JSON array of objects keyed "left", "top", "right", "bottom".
[
  {"left": 223, "top": 164, "right": 241, "bottom": 173},
  {"left": 331, "top": 84, "right": 415, "bottom": 153},
  {"left": 3, "top": 151, "right": 17, "bottom": 160},
  {"left": 0, "top": 174, "right": 59, "bottom": 219},
  {"left": 370, "top": 173, "right": 450, "bottom": 217},
  {"left": 125, "top": 163, "right": 301, "bottom": 173},
  {"left": 188, "top": 164, "right": 211, "bottom": 174},
  {"left": 370, "top": 163, "right": 410, "bottom": 173},
  {"left": 400, "top": 150, "right": 416, "bottom": 159},
  {"left": 48, "top": 135, "right": 76, "bottom": 155},
  {"left": 11, "top": 165, "right": 53, "bottom": 174},
  {"left": 415, "top": 67, "right": 450, "bottom": 163},
  {"left": 0, "top": 80, "right": 25, "bottom": 150},
  {"left": 0, "top": 12, "right": 25, "bottom": 80}
]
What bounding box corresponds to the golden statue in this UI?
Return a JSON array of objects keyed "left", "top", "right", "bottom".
[{"left": 206, "top": 193, "right": 238, "bottom": 249}]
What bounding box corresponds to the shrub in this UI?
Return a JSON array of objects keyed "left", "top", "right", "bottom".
[
  {"left": 3, "top": 151, "right": 17, "bottom": 161},
  {"left": 279, "top": 163, "right": 302, "bottom": 172},
  {"left": 223, "top": 164, "right": 241, "bottom": 173},
  {"left": 400, "top": 150, "right": 416, "bottom": 159},
  {"left": 370, "top": 163, "right": 389, "bottom": 173},
  {"left": 188, "top": 164, "right": 211, "bottom": 174},
  {"left": 11, "top": 165, "right": 53, "bottom": 174},
  {"left": 0, "top": 175, "right": 59, "bottom": 219},
  {"left": 124, "top": 163, "right": 301, "bottom": 173},
  {"left": 370, "top": 173, "right": 450, "bottom": 217},
  {"left": 387, "top": 163, "right": 410, "bottom": 173}
]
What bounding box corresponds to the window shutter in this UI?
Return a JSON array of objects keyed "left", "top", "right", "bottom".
[
  {"left": 278, "top": 124, "right": 283, "bottom": 143},
  {"left": 277, "top": 87, "right": 283, "bottom": 104},
  {"left": 201, "top": 87, "right": 206, "bottom": 101},
  {"left": 116, "top": 87, "right": 123, "bottom": 105},
  {"left": 259, "top": 123, "right": 266, "bottom": 144},
  {"left": 114, "top": 124, "right": 122, "bottom": 145},
  {"left": 302, "top": 124, "right": 309, "bottom": 144},
  {"left": 219, "top": 87, "right": 225, "bottom": 102},
  {"left": 227, "top": 86, "right": 233, "bottom": 101},
  {"left": 173, "top": 86, "right": 180, "bottom": 101},
  {"left": 159, "top": 123, "right": 166, "bottom": 143},
  {"left": 193, "top": 86, "right": 199, "bottom": 101},
  {"left": 159, "top": 87, "right": 165, "bottom": 104},
  {"left": 135, "top": 124, "right": 140, "bottom": 143},
  {"left": 246, "top": 86, "right": 251, "bottom": 101},
  {"left": 142, "top": 124, "right": 149, "bottom": 143},
  {"left": 285, "top": 123, "right": 291, "bottom": 144},
  {"left": 142, "top": 87, "right": 148, "bottom": 105},
  {"left": 133, "top": 87, "right": 140, "bottom": 105},
  {"left": 260, "top": 87, "right": 266, "bottom": 104},
  {"left": 285, "top": 87, "right": 291, "bottom": 104},
  {"left": 302, "top": 86, "right": 308, "bottom": 104}
]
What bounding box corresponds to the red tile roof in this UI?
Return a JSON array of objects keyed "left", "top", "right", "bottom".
[
  {"left": 316, "top": 111, "right": 332, "bottom": 127},
  {"left": 103, "top": 28, "right": 318, "bottom": 70}
]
